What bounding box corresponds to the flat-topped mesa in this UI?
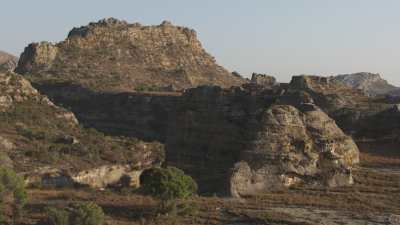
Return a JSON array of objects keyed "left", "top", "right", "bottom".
[{"left": 16, "top": 18, "right": 245, "bottom": 92}]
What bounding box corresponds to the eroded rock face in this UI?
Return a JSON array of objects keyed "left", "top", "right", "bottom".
[
  {"left": 16, "top": 18, "right": 245, "bottom": 92},
  {"left": 230, "top": 104, "right": 359, "bottom": 197},
  {"left": 17, "top": 42, "right": 58, "bottom": 74}
]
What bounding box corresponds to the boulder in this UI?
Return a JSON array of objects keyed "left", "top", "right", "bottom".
[{"left": 229, "top": 104, "right": 359, "bottom": 197}]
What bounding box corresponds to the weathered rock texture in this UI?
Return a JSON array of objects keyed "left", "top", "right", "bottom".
[
  {"left": 27, "top": 73, "right": 398, "bottom": 195},
  {"left": 164, "top": 84, "right": 359, "bottom": 195},
  {"left": 16, "top": 18, "right": 245, "bottom": 92},
  {"left": 250, "top": 73, "right": 277, "bottom": 87},
  {"left": 0, "top": 50, "right": 18, "bottom": 72},
  {"left": 230, "top": 104, "right": 359, "bottom": 197},
  {"left": 0, "top": 72, "right": 164, "bottom": 188},
  {"left": 287, "top": 75, "right": 393, "bottom": 135},
  {"left": 333, "top": 72, "right": 400, "bottom": 97}
]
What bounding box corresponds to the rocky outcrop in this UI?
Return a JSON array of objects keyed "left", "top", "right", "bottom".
[
  {"left": 16, "top": 42, "right": 58, "bottom": 74},
  {"left": 0, "top": 50, "right": 18, "bottom": 72},
  {"left": 164, "top": 85, "right": 359, "bottom": 195},
  {"left": 72, "top": 165, "right": 143, "bottom": 188},
  {"left": 16, "top": 18, "right": 245, "bottom": 92},
  {"left": 333, "top": 72, "right": 399, "bottom": 97},
  {"left": 287, "top": 75, "right": 388, "bottom": 135},
  {"left": 26, "top": 164, "right": 151, "bottom": 189},
  {"left": 230, "top": 104, "right": 359, "bottom": 197},
  {"left": 0, "top": 71, "right": 47, "bottom": 111},
  {"left": 250, "top": 73, "right": 277, "bottom": 87}
]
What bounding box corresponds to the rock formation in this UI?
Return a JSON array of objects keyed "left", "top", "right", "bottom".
[
  {"left": 11, "top": 19, "right": 391, "bottom": 195},
  {"left": 250, "top": 73, "right": 277, "bottom": 87},
  {"left": 165, "top": 84, "right": 359, "bottom": 195},
  {"left": 230, "top": 104, "right": 359, "bottom": 197},
  {"left": 22, "top": 72, "right": 396, "bottom": 195},
  {"left": 0, "top": 50, "right": 18, "bottom": 72},
  {"left": 0, "top": 71, "right": 164, "bottom": 188},
  {"left": 16, "top": 18, "right": 245, "bottom": 92},
  {"left": 332, "top": 72, "right": 400, "bottom": 97}
]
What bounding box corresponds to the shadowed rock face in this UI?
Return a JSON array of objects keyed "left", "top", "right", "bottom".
[
  {"left": 163, "top": 85, "right": 359, "bottom": 195},
  {"left": 16, "top": 18, "right": 245, "bottom": 92},
  {"left": 230, "top": 104, "right": 359, "bottom": 197},
  {"left": 0, "top": 51, "right": 18, "bottom": 72}
]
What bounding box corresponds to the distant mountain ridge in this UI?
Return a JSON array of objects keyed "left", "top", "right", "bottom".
[
  {"left": 0, "top": 50, "right": 18, "bottom": 72},
  {"left": 332, "top": 72, "right": 400, "bottom": 97}
]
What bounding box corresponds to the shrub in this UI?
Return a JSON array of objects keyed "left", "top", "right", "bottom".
[
  {"left": 46, "top": 207, "right": 69, "bottom": 225},
  {"left": 70, "top": 202, "right": 105, "bottom": 225},
  {"left": 45, "top": 202, "right": 105, "bottom": 225},
  {"left": 0, "top": 167, "right": 28, "bottom": 222},
  {"left": 140, "top": 167, "right": 197, "bottom": 201}
]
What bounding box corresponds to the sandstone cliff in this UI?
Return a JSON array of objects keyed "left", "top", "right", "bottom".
[{"left": 16, "top": 18, "right": 245, "bottom": 92}]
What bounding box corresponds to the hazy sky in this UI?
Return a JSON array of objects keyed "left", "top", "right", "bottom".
[{"left": 1, "top": 0, "right": 400, "bottom": 85}]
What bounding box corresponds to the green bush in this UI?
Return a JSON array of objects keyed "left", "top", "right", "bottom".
[
  {"left": 46, "top": 207, "right": 69, "bottom": 225},
  {"left": 45, "top": 202, "right": 105, "bottom": 225},
  {"left": 0, "top": 167, "right": 28, "bottom": 222},
  {"left": 140, "top": 167, "right": 197, "bottom": 201},
  {"left": 70, "top": 202, "right": 105, "bottom": 225}
]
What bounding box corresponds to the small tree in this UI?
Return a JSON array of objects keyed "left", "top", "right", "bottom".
[
  {"left": 0, "top": 167, "right": 28, "bottom": 223},
  {"left": 140, "top": 167, "right": 197, "bottom": 215},
  {"left": 140, "top": 167, "right": 197, "bottom": 201}
]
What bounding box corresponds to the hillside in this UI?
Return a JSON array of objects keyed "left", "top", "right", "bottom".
[
  {"left": 332, "top": 72, "right": 399, "bottom": 97},
  {"left": 0, "top": 71, "right": 163, "bottom": 188},
  {"left": 0, "top": 50, "right": 18, "bottom": 72},
  {"left": 15, "top": 18, "right": 245, "bottom": 92}
]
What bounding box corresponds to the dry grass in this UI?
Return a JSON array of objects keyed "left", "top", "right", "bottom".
[{"left": 9, "top": 150, "right": 400, "bottom": 225}]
